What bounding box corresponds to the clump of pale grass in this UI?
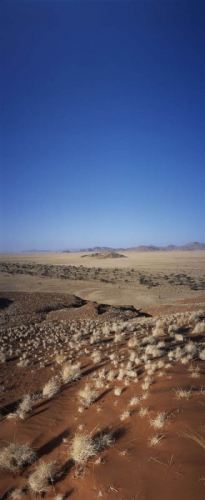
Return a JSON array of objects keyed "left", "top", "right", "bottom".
[
  {"left": 114, "top": 387, "right": 123, "bottom": 396},
  {"left": 145, "top": 345, "right": 163, "bottom": 358},
  {"left": 141, "top": 391, "right": 150, "bottom": 400},
  {"left": 17, "top": 359, "right": 29, "bottom": 368},
  {"left": 124, "top": 377, "right": 130, "bottom": 386},
  {"left": 190, "top": 310, "right": 205, "bottom": 321},
  {"left": 139, "top": 407, "right": 149, "bottom": 417},
  {"left": 190, "top": 370, "right": 200, "bottom": 378},
  {"left": 168, "top": 324, "right": 178, "bottom": 334},
  {"left": 69, "top": 433, "right": 98, "bottom": 464},
  {"left": 127, "top": 337, "right": 138, "bottom": 348},
  {"left": 114, "top": 333, "right": 123, "bottom": 343},
  {"left": 78, "top": 384, "right": 97, "bottom": 408},
  {"left": 129, "top": 396, "right": 141, "bottom": 406},
  {"left": 102, "top": 324, "right": 110, "bottom": 336},
  {"left": 91, "top": 350, "right": 102, "bottom": 364},
  {"left": 109, "top": 352, "right": 116, "bottom": 361},
  {"left": 42, "top": 378, "right": 59, "bottom": 398},
  {"left": 90, "top": 332, "right": 100, "bottom": 345},
  {"left": 172, "top": 346, "right": 184, "bottom": 361},
  {"left": 152, "top": 327, "right": 165, "bottom": 337},
  {"left": 55, "top": 354, "right": 67, "bottom": 364},
  {"left": 28, "top": 460, "right": 58, "bottom": 493},
  {"left": 141, "top": 335, "right": 155, "bottom": 346},
  {"left": 192, "top": 321, "right": 205, "bottom": 334},
  {"left": 6, "top": 412, "right": 18, "bottom": 421},
  {"left": 16, "top": 394, "right": 33, "bottom": 419},
  {"left": 95, "top": 432, "right": 114, "bottom": 451},
  {"left": 156, "top": 319, "right": 167, "bottom": 329},
  {"left": 174, "top": 334, "right": 183, "bottom": 342},
  {"left": 199, "top": 349, "right": 205, "bottom": 361},
  {"left": 54, "top": 495, "right": 64, "bottom": 500},
  {"left": 94, "top": 378, "right": 104, "bottom": 389},
  {"left": 126, "top": 369, "right": 136, "bottom": 378},
  {"left": 157, "top": 360, "right": 164, "bottom": 369},
  {"left": 117, "top": 369, "right": 125, "bottom": 381},
  {"left": 184, "top": 341, "right": 197, "bottom": 357},
  {"left": 0, "top": 443, "right": 36, "bottom": 472},
  {"left": 173, "top": 387, "right": 192, "bottom": 399},
  {"left": 148, "top": 434, "right": 164, "bottom": 446},
  {"left": 149, "top": 412, "right": 167, "bottom": 429},
  {"left": 106, "top": 369, "right": 116, "bottom": 382},
  {"left": 9, "top": 489, "right": 25, "bottom": 500},
  {"left": 73, "top": 332, "right": 82, "bottom": 342},
  {"left": 61, "top": 362, "right": 81, "bottom": 383},
  {"left": 120, "top": 410, "right": 131, "bottom": 421},
  {"left": 119, "top": 448, "right": 129, "bottom": 456},
  {"left": 98, "top": 368, "right": 106, "bottom": 379},
  {"left": 129, "top": 350, "right": 136, "bottom": 362},
  {"left": 0, "top": 353, "right": 6, "bottom": 363}
]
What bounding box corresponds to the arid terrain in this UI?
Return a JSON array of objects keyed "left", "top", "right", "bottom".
[
  {"left": 0, "top": 252, "right": 205, "bottom": 499},
  {"left": 1, "top": 251, "right": 205, "bottom": 314}
]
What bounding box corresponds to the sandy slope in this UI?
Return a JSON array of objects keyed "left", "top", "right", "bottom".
[{"left": 0, "top": 292, "right": 205, "bottom": 499}]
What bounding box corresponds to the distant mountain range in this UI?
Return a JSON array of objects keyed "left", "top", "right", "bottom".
[
  {"left": 78, "top": 242, "right": 205, "bottom": 252},
  {"left": 21, "top": 242, "right": 205, "bottom": 253}
]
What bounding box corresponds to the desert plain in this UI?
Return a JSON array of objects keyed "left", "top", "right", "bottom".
[{"left": 0, "top": 250, "right": 205, "bottom": 500}]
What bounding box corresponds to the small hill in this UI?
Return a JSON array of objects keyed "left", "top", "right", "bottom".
[{"left": 81, "top": 251, "right": 127, "bottom": 259}]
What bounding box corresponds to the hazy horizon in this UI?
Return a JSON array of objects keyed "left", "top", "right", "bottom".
[
  {"left": 1, "top": 240, "right": 205, "bottom": 254},
  {"left": 1, "top": 0, "right": 205, "bottom": 252}
]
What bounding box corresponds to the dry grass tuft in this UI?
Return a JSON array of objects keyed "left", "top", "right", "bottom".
[
  {"left": 0, "top": 442, "right": 36, "bottom": 472},
  {"left": 28, "top": 460, "right": 58, "bottom": 493},
  {"left": 61, "top": 362, "right": 81, "bottom": 383},
  {"left": 179, "top": 429, "right": 205, "bottom": 451},
  {"left": 148, "top": 434, "right": 164, "bottom": 446},
  {"left": 95, "top": 432, "right": 114, "bottom": 451},
  {"left": 9, "top": 489, "right": 25, "bottom": 500},
  {"left": 78, "top": 384, "right": 97, "bottom": 408},
  {"left": 149, "top": 412, "right": 167, "bottom": 429},
  {"left": 42, "top": 378, "right": 59, "bottom": 398},
  {"left": 173, "top": 387, "right": 192, "bottom": 399},
  {"left": 120, "top": 410, "right": 131, "bottom": 421},
  {"left": 69, "top": 433, "right": 98, "bottom": 464}
]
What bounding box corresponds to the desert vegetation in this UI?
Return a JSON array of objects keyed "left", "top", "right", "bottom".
[
  {"left": 0, "top": 290, "right": 205, "bottom": 498},
  {"left": 1, "top": 260, "right": 205, "bottom": 291}
]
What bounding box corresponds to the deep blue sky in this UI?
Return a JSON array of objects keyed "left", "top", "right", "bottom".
[{"left": 1, "top": 0, "right": 205, "bottom": 251}]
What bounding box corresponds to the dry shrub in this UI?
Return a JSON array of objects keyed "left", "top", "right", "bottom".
[
  {"left": 149, "top": 412, "right": 167, "bottom": 429},
  {"left": 0, "top": 443, "right": 36, "bottom": 472},
  {"left": 28, "top": 460, "right": 58, "bottom": 493},
  {"left": 61, "top": 362, "right": 81, "bottom": 383},
  {"left": 9, "top": 489, "right": 25, "bottom": 500},
  {"left": 95, "top": 432, "right": 114, "bottom": 451},
  {"left": 55, "top": 354, "right": 67, "bottom": 364},
  {"left": 193, "top": 321, "right": 205, "bottom": 334},
  {"left": 78, "top": 384, "right": 97, "bottom": 408},
  {"left": 69, "top": 430, "right": 113, "bottom": 464},
  {"left": 42, "top": 378, "right": 59, "bottom": 398},
  {"left": 69, "top": 433, "right": 98, "bottom": 464}
]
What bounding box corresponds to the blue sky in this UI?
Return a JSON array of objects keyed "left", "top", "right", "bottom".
[{"left": 1, "top": 0, "right": 205, "bottom": 251}]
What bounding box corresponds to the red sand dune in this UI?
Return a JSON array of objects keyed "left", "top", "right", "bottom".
[{"left": 0, "top": 292, "right": 205, "bottom": 500}]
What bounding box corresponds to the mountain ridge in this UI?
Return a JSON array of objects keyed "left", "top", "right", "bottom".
[{"left": 77, "top": 242, "right": 205, "bottom": 253}]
